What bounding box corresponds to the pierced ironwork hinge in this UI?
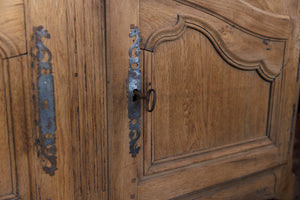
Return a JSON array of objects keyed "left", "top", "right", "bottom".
[
  {"left": 32, "top": 26, "right": 57, "bottom": 175},
  {"left": 128, "top": 25, "right": 142, "bottom": 157}
]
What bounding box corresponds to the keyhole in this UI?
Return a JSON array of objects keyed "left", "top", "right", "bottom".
[
  {"left": 44, "top": 99, "right": 49, "bottom": 109},
  {"left": 133, "top": 89, "right": 139, "bottom": 102}
]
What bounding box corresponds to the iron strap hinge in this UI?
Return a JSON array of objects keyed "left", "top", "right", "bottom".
[
  {"left": 32, "top": 26, "right": 57, "bottom": 175},
  {"left": 128, "top": 25, "right": 142, "bottom": 157},
  {"left": 127, "top": 25, "right": 157, "bottom": 157}
]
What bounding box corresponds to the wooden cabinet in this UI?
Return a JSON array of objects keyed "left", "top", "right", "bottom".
[{"left": 0, "top": 0, "right": 300, "bottom": 199}]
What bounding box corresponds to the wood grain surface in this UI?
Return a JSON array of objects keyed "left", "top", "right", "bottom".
[
  {"left": 24, "top": 0, "right": 108, "bottom": 199},
  {"left": 0, "top": 55, "right": 31, "bottom": 200},
  {"left": 109, "top": 0, "right": 299, "bottom": 199},
  {"left": 0, "top": 0, "right": 26, "bottom": 58},
  {"left": 0, "top": 0, "right": 299, "bottom": 199},
  {"left": 150, "top": 28, "right": 270, "bottom": 160}
]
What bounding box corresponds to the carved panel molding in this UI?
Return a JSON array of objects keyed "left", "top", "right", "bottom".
[
  {"left": 0, "top": 32, "right": 20, "bottom": 59},
  {"left": 143, "top": 15, "right": 285, "bottom": 81},
  {"left": 142, "top": 13, "right": 285, "bottom": 176}
]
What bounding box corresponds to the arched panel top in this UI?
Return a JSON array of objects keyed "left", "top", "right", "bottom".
[
  {"left": 143, "top": 15, "right": 285, "bottom": 81},
  {"left": 0, "top": 1, "right": 26, "bottom": 59},
  {"left": 175, "top": 0, "right": 291, "bottom": 39},
  {"left": 0, "top": 31, "right": 20, "bottom": 59}
]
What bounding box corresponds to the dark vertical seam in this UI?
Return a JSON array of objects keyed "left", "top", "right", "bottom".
[{"left": 103, "top": 0, "right": 109, "bottom": 195}]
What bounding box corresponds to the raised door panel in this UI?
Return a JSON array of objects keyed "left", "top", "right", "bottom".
[
  {"left": 151, "top": 29, "right": 270, "bottom": 156},
  {"left": 0, "top": 55, "right": 30, "bottom": 200},
  {"left": 136, "top": 0, "right": 288, "bottom": 199},
  {"left": 142, "top": 12, "right": 285, "bottom": 176},
  {"left": 150, "top": 28, "right": 270, "bottom": 160}
]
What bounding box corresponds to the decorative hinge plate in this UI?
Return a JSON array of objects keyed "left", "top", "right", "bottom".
[
  {"left": 128, "top": 25, "right": 142, "bottom": 157},
  {"left": 32, "top": 26, "right": 57, "bottom": 175}
]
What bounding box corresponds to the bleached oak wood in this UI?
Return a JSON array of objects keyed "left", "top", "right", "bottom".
[
  {"left": 109, "top": 0, "right": 300, "bottom": 199},
  {"left": 0, "top": 0, "right": 26, "bottom": 58},
  {"left": 0, "top": 0, "right": 299, "bottom": 199},
  {"left": 0, "top": 54, "right": 31, "bottom": 200},
  {"left": 23, "top": 0, "right": 108, "bottom": 199},
  {"left": 0, "top": 2, "right": 30, "bottom": 199}
]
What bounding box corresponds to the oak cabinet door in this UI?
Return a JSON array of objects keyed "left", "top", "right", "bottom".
[
  {"left": 1, "top": 0, "right": 299, "bottom": 199},
  {"left": 107, "top": 0, "right": 298, "bottom": 199}
]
